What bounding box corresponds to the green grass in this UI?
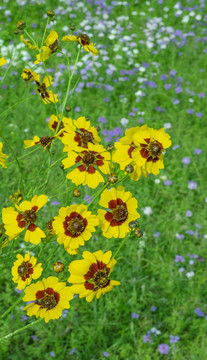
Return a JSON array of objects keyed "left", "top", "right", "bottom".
[{"left": 0, "top": 0, "right": 207, "bottom": 359}]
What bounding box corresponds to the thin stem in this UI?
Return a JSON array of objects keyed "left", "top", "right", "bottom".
[
  {"left": 40, "top": 18, "right": 49, "bottom": 50},
  {"left": 24, "top": 29, "right": 39, "bottom": 50},
  {"left": 43, "top": 243, "right": 59, "bottom": 272},
  {"left": 0, "top": 96, "right": 34, "bottom": 120},
  {"left": 0, "top": 294, "right": 24, "bottom": 320},
  {"left": 113, "top": 232, "right": 132, "bottom": 259},
  {"left": 7, "top": 146, "right": 40, "bottom": 165},
  {"left": 87, "top": 182, "right": 109, "bottom": 208},
  {"left": 0, "top": 319, "right": 43, "bottom": 342}
]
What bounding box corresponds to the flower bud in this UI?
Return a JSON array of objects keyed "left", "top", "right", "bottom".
[
  {"left": 85, "top": 116, "right": 89, "bottom": 120},
  {"left": 95, "top": 126, "right": 100, "bottom": 132},
  {"left": 125, "top": 164, "right": 134, "bottom": 173},
  {"left": 106, "top": 143, "right": 114, "bottom": 151},
  {"left": 129, "top": 220, "right": 139, "bottom": 229},
  {"left": 73, "top": 189, "right": 81, "bottom": 197},
  {"left": 16, "top": 20, "right": 26, "bottom": 30},
  {"left": 108, "top": 173, "right": 118, "bottom": 184},
  {"left": 66, "top": 106, "right": 71, "bottom": 112},
  {"left": 70, "top": 23, "right": 75, "bottom": 31},
  {"left": 53, "top": 261, "right": 64, "bottom": 273},
  {"left": 134, "top": 228, "right": 143, "bottom": 238},
  {"left": 59, "top": 163, "right": 64, "bottom": 170},
  {"left": 47, "top": 10, "right": 55, "bottom": 18},
  {"left": 14, "top": 29, "right": 20, "bottom": 35},
  {"left": 46, "top": 219, "right": 54, "bottom": 233}
]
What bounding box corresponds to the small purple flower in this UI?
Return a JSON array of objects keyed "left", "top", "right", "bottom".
[
  {"left": 69, "top": 348, "right": 76, "bottom": 355},
  {"left": 21, "top": 315, "right": 28, "bottom": 321},
  {"left": 175, "top": 255, "right": 185, "bottom": 263},
  {"left": 185, "top": 230, "right": 195, "bottom": 235},
  {"left": 75, "top": 107, "right": 81, "bottom": 112},
  {"left": 188, "top": 181, "right": 197, "bottom": 190},
  {"left": 182, "top": 157, "right": 191, "bottom": 164},
  {"left": 132, "top": 312, "right": 140, "bottom": 319},
  {"left": 158, "top": 344, "right": 170, "bottom": 355},
  {"left": 153, "top": 232, "right": 160, "bottom": 238},
  {"left": 170, "top": 69, "right": 177, "bottom": 77},
  {"left": 170, "top": 335, "right": 180, "bottom": 344},
  {"left": 84, "top": 195, "right": 93, "bottom": 204},
  {"left": 187, "top": 109, "right": 194, "bottom": 114},
  {"left": 103, "top": 352, "right": 109, "bottom": 357},
  {"left": 143, "top": 334, "right": 152, "bottom": 343},
  {"left": 139, "top": 118, "right": 144, "bottom": 123},
  {"left": 194, "top": 308, "right": 205, "bottom": 317},
  {"left": 50, "top": 352, "right": 56, "bottom": 358},
  {"left": 164, "top": 84, "right": 172, "bottom": 90},
  {"left": 176, "top": 234, "right": 185, "bottom": 240},
  {"left": 164, "top": 180, "right": 172, "bottom": 186},
  {"left": 194, "top": 148, "right": 202, "bottom": 155},
  {"left": 103, "top": 97, "right": 110, "bottom": 102},
  {"left": 198, "top": 92, "right": 205, "bottom": 98},
  {"left": 160, "top": 74, "right": 167, "bottom": 80},
  {"left": 31, "top": 335, "right": 38, "bottom": 341},
  {"left": 151, "top": 306, "right": 157, "bottom": 312},
  {"left": 179, "top": 267, "right": 185, "bottom": 272},
  {"left": 51, "top": 201, "right": 59, "bottom": 206},
  {"left": 172, "top": 145, "right": 179, "bottom": 150},
  {"left": 98, "top": 116, "right": 107, "bottom": 123},
  {"left": 175, "top": 86, "right": 182, "bottom": 93},
  {"left": 196, "top": 112, "right": 203, "bottom": 118},
  {"left": 186, "top": 210, "right": 192, "bottom": 217},
  {"left": 172, "top": 98, "right": 180, "bottom": 105}
]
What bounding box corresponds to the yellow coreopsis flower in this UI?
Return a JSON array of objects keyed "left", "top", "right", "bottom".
[
  {"left": 0, "top": 141, "right": 8, "bottom": 168},
  {"left": 11, "top": 252, "right": 43, "bottom": 290},
  {"left": 0, "top": 57, "right": 7, "bottom": 66},
  {"left": 35, "top": 31, "right": 59, "bottom": 64},
  {"left": 61, "top": 116, "right": 101, "bottom": 151},
  {"left": 33, "top": 73, "right": 58, "bottom": 104},
  {"left": 113, "top": 125, "right": 172, "bottom": 176},
  {"left": 48, "top": 114, "right": 72, "bottom": 138},
  {"left": 23, "top": 277, "right": 73, "bottom": 323},
  {"left": 68, "top": 250, "right": 120, "bottom": 302},
  {"left": 24, "top": 130, "right": 62, "bottom": 151},
  {"left": 21, "top": 68, "right": 36, "bottom": 82},
  {"left": 53, "top": 204, "right": 99, "bottom": 255},
  {"left": 62, "top": 143, "right": 111, "bottom": 189},
  {"left": 97, "top": 186, "right": 140, "bottom": 239},
  {"left": 20, "top": 34, "right": 38, "bottom": 50},
  {"left": 2, "top": 195, "right": 48, "bottom": 244},
  {"left": 10, "top": 189, "right": 22, "bottom": 204},
  {"left": 62, "top": 33, "right": 99, "bottom": 56}
]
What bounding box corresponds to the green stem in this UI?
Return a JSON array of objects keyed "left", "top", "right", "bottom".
[
  {"left": 0, "top": 319, "right": 43, "bottom": 342},
  {"left": 87, "top": 182, "right": 109, "bottom": 208},
  {"left": 43, "top": 243, "right": 59, "bottom": 272},
  {"left": 40, "top": 18, "right": 49, "bottom": 50},
  {"left": 113, "top": 232, "right": 132, "bottom": 259},
  {"left": 24, "top": 29, "right": 39, "bottom": 50},
  {"left": 0, "top": 96, "right": 34, "bottom": 121},
  {"left": 7, "top": 146, "right": 40, "bottom": 165},
  {"left": 0, "top": 294, "right": 24, "bottom": 320}
]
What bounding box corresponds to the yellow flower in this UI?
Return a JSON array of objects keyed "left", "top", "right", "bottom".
[
  {"left": 21, "top": 68, "right": 36, "bottom": 82},
  {"left": 113, "top": 125, "right": 172, "bottom": 176},
  {"left": 48, "top": 114, "right": 71, "bottom": 138},
  {"left": 97, "top": 186, "right": 140, "bottom": 238},
  {"left": 33, "top": 73, "right": 58, "bottom": 104},
  {"left": 62, "top": 33, "right": 99, "bottom": 56},
  {"left": 53, "top": 204, "right": 99, "bottom": 254},
  {"left": 61, "top": 116, "right": 101, "bottom": 151},
  {"left": 9, "top": 189, "right": 22, "bottom": 204},
  {"left": 23, "top": 276, "right": 73, "bottom": 323},
  {"left": 11, "top": 252, "right": 43, "bottom": 290},
  {"left": 0, "top": 224, "right": 9, "bottom": 248},
  {"left": 20, "top": 34, "right": 38, "bottom": 50},
  {"left": 62, "top": 143, "right": 110, "bottom": 189},
  {"left": 35, "top": 31, "right": 59, "bottom": 64},
  {"left": 68, "top": 250, "right": 120, "bottom": 302},
  {"left": 24, "top": 131, "right": 62, "bottom": 151},
  {"left": 0, "top": 57, "right": 7, "bottom": 66},
  {"left": 2, "top": 194, "right": 48, "bottom": 244},
  {"left": 0, "top": 141, "right": 8, "bottom": 168}
]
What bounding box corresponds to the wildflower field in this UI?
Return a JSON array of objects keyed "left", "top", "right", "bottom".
[{"left": 0, "top": 0, "right": 207, "bottom": 359}]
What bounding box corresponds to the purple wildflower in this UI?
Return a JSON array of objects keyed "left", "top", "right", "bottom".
[
  {"left": 164, "top": 180, "right": 172, "bottom": 186},
  {"left": 194, "top": 308, "right": 205, "bottom": 317},
  {"left": 153, "top": 232, "right": 160, "bottom": 238},
  {"left": 170, "top": 335, "right": 180, "bottom": 344},
  {"left": 151, "top": 306, "right": 157, "bottom": 312},
  {"left": 69, "top": 348, "right": 76, "bottom": 355},
  {"left": 51, "top": 201, "right": 59, "bottom": 206},
  {"left": 194, "top": 148, "right": 202, "bottom": 155},
  {"left": 158, "top": 344, "right": 170, "bottom": 355},
  {"left": 132, "top": 312, "right": 139, "bottom": 319},
  {"left": 176, "top": 234, "right": 185, "bottom": 240},
  {"left": 188, "top": 181, "right": 197, "bottom": 190},
  {"left": 185, "top": 230, "right": 195, "bottom": 235},
  {"left": 172, "top": 145, "right": 179, "bottom": 150},
  {"left": 196, "top": 112, "right": 203, "bottom": 118},
  {"left": 175, "top": 255, "right": 185, "bottom": 263},
  {"left": 186, "top": 210, "right": 192, "bottom": 217},
  {"left": 164, "top": 84, "right": 172, "bottom": 90},
  {"left": 170, "top": 69, "right": 177, "bottom": 77},
  {"left": 187, "top": 109, "right": 194, "bottom": 114},
  {"left": 50, "top": 352, "right": 56, "bottom": 358},
  {"left": 98, "top": 116, "right": 107, "bottom": 123},
  {"left": 182, "top": 157, "right": 191, "bottom": 164},
  {"left": 103, "top": 352, "right": 109, "bottom": 357},
  {"left": 198, "top": 92, "right": 205, "bottom": 98}
]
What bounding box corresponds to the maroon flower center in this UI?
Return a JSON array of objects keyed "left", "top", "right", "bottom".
[
  {"left": 84, "top": 261, "right": 110, "bottom": 292},
  {"left": 81, "top": 131, "right": 94, "bottom": 146},
  {"left": 35, "top": 288, "right": 60, "bottom": 309},
  {"left": 149, "top": 140, "right": 163, "bottom": 156},
  {"left": 93, "top": 269, "right": 109, "bottom": 291},
  {"left": 49, "top": 39, "right": 59, "bottom": 52},
  {"left": 23, "top": 70, "right": 33, "bottom": 81},
  {"left": 112, "top": 205, "right": 128, "bottom": 222},
  {"left": 36, "top": 82, "right": 50, "bottom": 99},
  {"left": 67, "top": 218, "right": 85, "bottom": 236},
  {"left": 22, "top": 209, "right": 37, "bottom": 224},
  {"left": 77, "top": 34, "right": 90, "bottom": 46},
  {"left": 40, "top": 136, "right": 53, "bottom": 148},
  {"left": 18, "top": 261, "right": 33, "bottom": 280},
  {"left": 82, "top": 152, "right": 95, "bottom": 165}
]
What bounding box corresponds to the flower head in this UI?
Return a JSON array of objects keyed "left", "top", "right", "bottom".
[
  {"left": 53, "top": 204, "right": 99, "bottom": 254},
  {"left": 20, "top": 34, "right": 38, "bottom": 50},
  {"left": 62, "top": 33, "right": 99, "bottom": 56},
  {"left": 68, "top": 250, "right": 120, "bottom": 302},
  {"left": 21, "top": 68, "right": 36, "bottom": 82},
  {"left": 98, "top": 186, "right": 140, "bottom": 238},
  {"left": 48, "top": 114, "right": 71, "bottom": 138},
  {"left": 24, "top": 131, "right": 62, "bottom": 151},
  {"left": 33, "top": 73, "right": 58, "bottom": 104},
  {"left": 0, "top": 57, "right": 7, "bottom": 66},
  {"left": 11, "top": 252, "right": 43, "bottom": 290},
  {"left": 2, "top": 195, "right": 48, "bottom": 244},
  {"left": 62, "top": 143, "right": 110, "bottom": 189},
  {"left": 23, "top": 276, "right": 73, "bottom": 323},
  {"left": 35, "top": 31, "right": 59, "bottom": 64},
  {"left": 0, "top": 141, "right": 8, "bottom": 168}
]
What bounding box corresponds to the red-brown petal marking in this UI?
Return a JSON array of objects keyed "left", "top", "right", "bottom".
[
  {"left": 74, "top": 132, "right": 82, "bottom": 147},
  {"left": 140, "top": 148, "right": 149, "bottom": 159},
  {"left": 87, "top": 165, "right": 96, "bottom": 174},
  {"left": 27, "top": 223, "right": 38, "bottom": 232},
  {"left": 77, "top": 34, "right": 90, "bottom": 46},
  {"left": 36, "top": 290, "right": 45, "bottom": 299},
  {"left": 84, "top": 263, "right": 98, "bottom": 280},
  {"left": 77, "top": 164, "right": 86, "bottom": 172},
  {"left": 95, "top": 159, "right": 104, "bottom": 167},
  {"left": 75, "top": 155, "right": 82, "bottom": 163},
  {"left": 97, "top": 261, "right": 107, "bottom": 270},
  {"left": 16, "top": 213, "right": 26, "bottom": 229},
  {"left": 108, "top": 198, "right": 125, "bottom": 210},
  {"left": 128, "top": 144, "right": 135, "bottom": 158},
  {"left": 84, "top": 281, "right": 94, "bottom": 290},
  {"left": 144, "top": 138, "right": 150, "bottom": 144},
  {"left": 104, "top": 212, "right": 113, "bottom": 223},
  {"left": 32, "top": 206, "right": 38, "bottom": 212}
]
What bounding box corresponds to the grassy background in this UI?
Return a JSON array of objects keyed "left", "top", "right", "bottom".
[{"left": 0, "top": 0, "right": 207, "bottom": 359}]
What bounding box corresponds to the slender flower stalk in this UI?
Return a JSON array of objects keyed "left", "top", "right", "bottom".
[{"left": 0, "top": 319, "right": 43, "bottom": 341}]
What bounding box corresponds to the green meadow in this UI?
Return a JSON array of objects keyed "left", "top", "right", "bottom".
[{"left": 0, "top": 0, "right": 207, "bottom": 359}]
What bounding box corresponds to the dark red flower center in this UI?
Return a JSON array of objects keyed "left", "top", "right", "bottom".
[
  {"left": 18, "top": 261, "right": 33, "bottom": 281},
  {"left": 77, "top": 34, "right": 90, "bottom": 46},
  {"left": 39, "top": 136, "right": 53, "bottom": 148},
  {"left": 63, "top": 212, "right": 87, "bottom": 237},
  {"left": 82, "top": 152, "right": 95, "bottom": 165},
  {"left": 49, "top": 39, "right": 59, "bottom": 52},
  {"left": 22, "top": 209, "right": 37, "bottom": 224},
  {"left": 84, "top": 261, "right": 110, "bottom": 291},
  {"left": 35, "top": 288, "right": 60, "bottom": 309}
]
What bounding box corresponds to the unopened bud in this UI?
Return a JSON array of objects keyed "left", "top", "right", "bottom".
[
  {"left": 14, "top": 29, "right": 20, "bottom": 35},
  {"left": 47, "top": 10, "right": 55, "bottom": 19},
  {"left": 73, "top": 189, "right": 81, "bottom": 197},
  {"left": 46, "top": 219, "right": 54, "bottom": 234},
  {"left": 59, "top": 163, "right": 64, "bottom": 170},
  {"left": 85, "top": 116, "right": 89, "bottom": 121},
  {"left": 106, "top": 143, "right": 114, "bottom": 151},
  {"left": 134, "top": 228, "right": 143, "bottom": 238},
  {"left": 125, "top": 164, "right": 134, "bottom": 173},
  {"left": 16, "top": 20, "right": 26, "bottom": 30},
  {"left": 66, "top": 106, "right": 71, "bottom": 112},
  {"left": 53, "top": 261, "right": 64, "bottom": 273},
  {"left": 70, "top": 23, "right": 75, "bottom": 31},
  {"left": 95, "top": 126, "right": 100, "bottom": 132},
  {"left": 108, "top": 173, "right": 118, "bottom": 184},
  {"left": 129, "top": 220, "right": 139, "bottom": 229}
]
